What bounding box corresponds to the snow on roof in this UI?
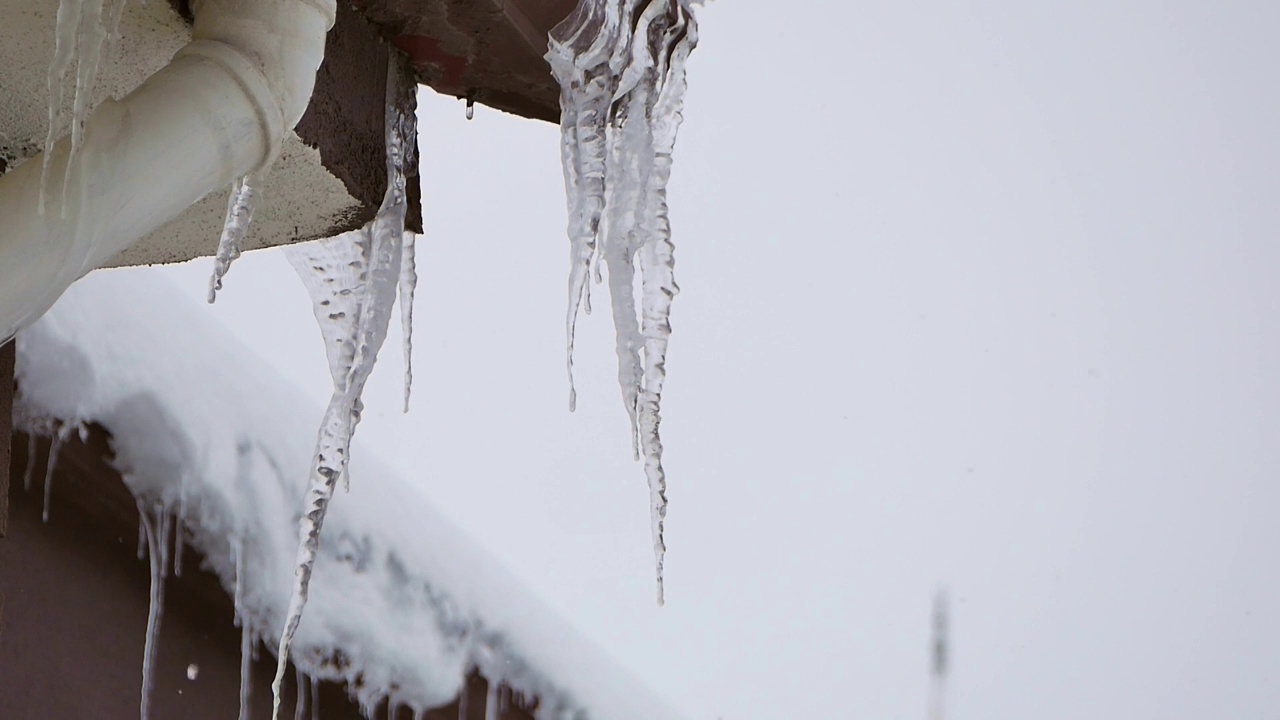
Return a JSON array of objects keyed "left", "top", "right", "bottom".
[{"left": 14, "top": 267, "right": 683, "bottom": 720}]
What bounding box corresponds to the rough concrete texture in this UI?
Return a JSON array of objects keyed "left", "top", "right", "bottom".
[
  {"left": 295, "top": 0, "right": 424, "bottom": 236},
  {"left": 0, "top": 0, "right": 420, "bottom": 269}
]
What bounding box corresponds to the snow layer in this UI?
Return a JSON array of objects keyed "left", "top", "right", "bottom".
[{"left": 14, "top": 269, "right": 685, "bottom": 720}]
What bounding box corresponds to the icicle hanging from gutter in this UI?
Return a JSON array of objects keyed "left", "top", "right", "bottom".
[
  {"left": 548, "top": 0, "right": 700, "bottom": 606},
  {"left": 136, "top": 498, "right": 173, "bottom": 720},
  {"left": 270, "top": 54, "right": 418, "bottom": 720},
  {"left": 208, "top": 173, "right": 264, "bottom": 303}
]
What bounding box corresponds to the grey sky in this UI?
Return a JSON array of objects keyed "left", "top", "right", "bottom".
[{"left": 154, "top": 1, "right": 1280, "bottom": 718}]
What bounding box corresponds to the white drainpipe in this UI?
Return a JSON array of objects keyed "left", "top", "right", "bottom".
[{"left": 0, "top": 0, "right": 337, "bottom": 342}]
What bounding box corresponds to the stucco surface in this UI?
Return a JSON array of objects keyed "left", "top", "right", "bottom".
[{"left": 0, "top": 0, "right": 404, "bottom": 268}]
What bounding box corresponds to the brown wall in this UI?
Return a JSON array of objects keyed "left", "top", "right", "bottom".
[
  {"left": 0, "top": 427, "right": 533, "bottom": 720},
  {"left": 0, "top": 340, "right": 12, "bottom": 537}
]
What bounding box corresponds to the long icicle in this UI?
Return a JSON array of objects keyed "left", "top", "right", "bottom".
[
  {"left": 40, "top": 0, "right": 86, "bottom": 215},
  {"left": 548, "top": 0, "right": 699, "bottom": 605},
  {"left": 398, "top": 231, "right": 417, "bottom": 412},
  {"left": 41, "top": 422, "right": 75, "bottom": 523},
  {"left": 271, "top": 55, "right": 416, "bottom": 720},
  {"left": 311, "top": 675, "right": 320, "bottom": 720},
  {"left": 66, "top": 0, "right": 109, "bottom": 201},
  {"left": 484, "top": 680, "right": 498, "bottom": 720},
  {"left": 294, "top": 669, "right": 308, "bottom": 720},
  {"left": 137, "top": 500, "right": 172, "bottom": 720},
  {"left": 234, "top": 535, "right": 253, "bottom": 720},
  {"left": 239, "top": 626, "right": 254, "bottom": 720},
  {"left": 23, "top": 434, "right": 38, "bottom": 492}
]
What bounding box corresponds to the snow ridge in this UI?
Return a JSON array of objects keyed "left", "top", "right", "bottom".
[{"left": 548, "top": 0, "right": 700, "bottom": 606}]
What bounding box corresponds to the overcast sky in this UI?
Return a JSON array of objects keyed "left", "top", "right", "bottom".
[{"left": 154, "top": 1, "right": 1280, "bottom": 718}]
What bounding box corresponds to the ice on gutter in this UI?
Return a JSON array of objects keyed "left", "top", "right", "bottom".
[
  {"left": 270, "top": 53, "right": 418, "bottom": 719},
  {"left": 548, "top": 0, "right": 700, "bottom": 606},
  {"left": 15, "top": 270, "right": 684, "bottom": 719}
]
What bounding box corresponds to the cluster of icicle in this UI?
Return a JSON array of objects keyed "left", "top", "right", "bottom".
[
  {"left": 268, "top": 55, "right": 419, "bottom": 720},
  {"left": 547, "top": 0, "right": 700, "bottom": 606},
  {"left": 41, "top": 0, "right": 131, "bottom": 213},
  {"left": 136, "top": 490, "right": 328, "bottom": 720},
  {"left": 18, "top": 416, "right": 86, "bottom": 524},
  {"left": 19, "top": 414, "right": 204, "bottom": 720}
]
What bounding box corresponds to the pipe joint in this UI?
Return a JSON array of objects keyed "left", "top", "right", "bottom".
[{"left": 177, "top": 40, "right": 285, "bottom": 173}]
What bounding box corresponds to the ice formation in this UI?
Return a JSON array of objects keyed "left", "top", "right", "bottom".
[
  {"left": 234, "top": 534, "right": 254, "bottom": 720},
  {"left": 548, "top": 0, "right": 700, "bottom": 606},
  {"left": 41, "top": 421, "right": 76, "bottom": 522},
  {"left": 209, "top": 174, "right": 263, "bottom": 304},
  {"left": 485, "top": 683, "right": 499, "bottom": 720},
  {"left": 22, "top": 435, "right": 38, "bottom": 492},
  {"left": 271, "top": 56, "right": 417, "bottom": 720},
  {"left": 42, "top": 0, "right": 127, "bottom": 213},
  {"left": 293, "top": 669, "right": 308, "bottom": 720},
  {"left": 399, "top": 232, "right": 418, "bottom": 413},
  {"left": 137, "top": 498, "right": 173, "bottom": 720}
]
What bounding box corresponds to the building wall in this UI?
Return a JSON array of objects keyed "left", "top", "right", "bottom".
[{"left": 0, "top": 427, "right": 533, "bottom": 720}]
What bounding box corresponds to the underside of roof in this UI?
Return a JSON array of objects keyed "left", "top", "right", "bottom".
[
  {"left": 353, "top": 0, "right": 578, "bottom": 123},
  {"left": 0, "top": 0, "right": 584, "bottom": 270}
]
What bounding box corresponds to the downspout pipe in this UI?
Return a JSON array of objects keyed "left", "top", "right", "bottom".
[{"left": 0, "top": 0, "right": 337, "bottom": 342}]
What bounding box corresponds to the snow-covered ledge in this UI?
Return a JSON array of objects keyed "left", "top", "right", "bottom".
[
  {"left": 0, "top": 0, "right": 337, "bottom": 343},
  {"left": 13, "top": 270, "right": 685, "bottom": 720}
]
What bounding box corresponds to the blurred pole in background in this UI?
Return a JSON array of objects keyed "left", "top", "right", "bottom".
[{"left": 928, "top": 589, "right": 950, "bottom": 720}]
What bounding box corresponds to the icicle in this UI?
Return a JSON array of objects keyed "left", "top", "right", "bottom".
[
  {"left": 239, "top": 626, "right": 254, "bottom": 720},
  {"left": 399, "top": 232, "right": 417, "bottom": 413},
  {"left": 173, "top": 489, "right": 186, "bottom": 578},
  {"left": 465, "top": 97, "right": 475, "bottom": 120},
  {"left": 550, "top": 0, "right": 617, "bottom": 412},
  {"left": 484, "top": 680, "right": 498, "bottom": 720},
  {"left": 233, "top": 536, "right": 246, "bottom": 628},
  {"left": 41, "top": 0, "right": 115, "bottom": 214},
  {"left": 548, "top": 0, "right": 699, "bottom": 605},
  {"left": 41, "top": 0, "right": 85, "bottom": 214},
  {"left": 311, "top": 675, "right": 321, "bottom": 720},
  {"left": 231, "top": 533, "right": 254, "bottom": 720},
  {"left": 173, "top": 524, "right": 183, "bottom": 576},
  {"left": 102, "top": 0, "right": 130, "bottom": 67},
  {"left": 67, "top": 0, "right": 108, "bottom": 195},
  {"left": 137, "top": 500, "right": 172, "bottom": 720},
  {"left": 42, "top": 422, "right": 75, "bottom": 523},
  {"left": 208, "top": 173, "right": 262, "bottom": 303},
  {"left": 23, "top": 434, "right": 38, "bottom": 492},
  {"left": 294, "top": 669, "right": 308, "bottom": 720},
  {"left": 272, "top": 56, "right": 417, "bottom": 720},
  {"left": 457, "top": 680, "right": 469, "bottom": 720},
  {"left": 136, "top": 515, "right": 146, "bottom": 559}
]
